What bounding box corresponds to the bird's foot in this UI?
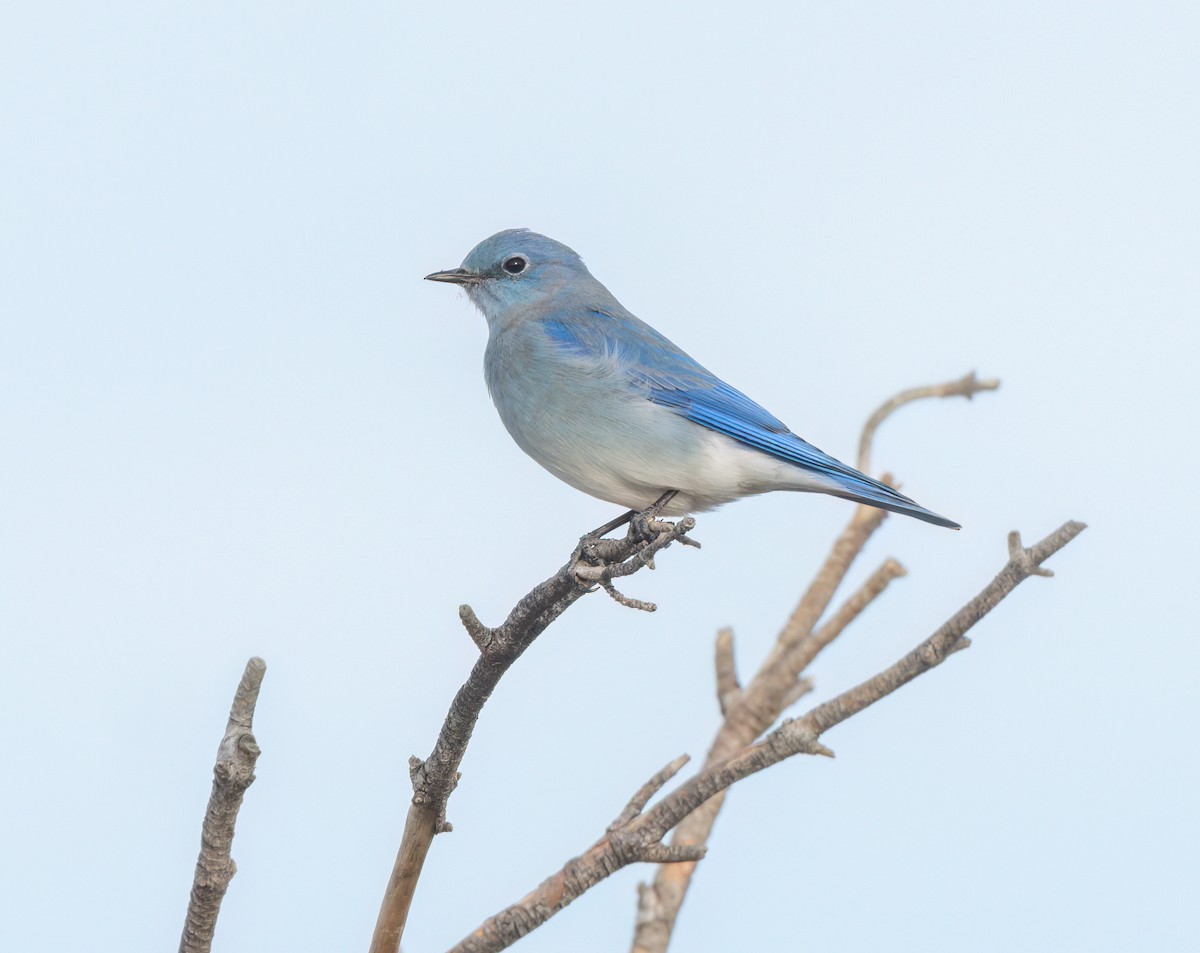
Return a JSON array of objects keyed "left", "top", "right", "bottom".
[
  {"left": 570, "top": 493, "right": 699, "bottom": 612},
  {"left": 628, "top": 511, "right": 674, "bottom": 547},
  {"left": 627, "top": 490, "right": 700, "bottom": 552}
]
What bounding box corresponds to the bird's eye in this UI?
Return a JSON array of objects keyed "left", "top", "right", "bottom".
[{"left": 502, "top": 256, "right": 528, "bottom": 275}]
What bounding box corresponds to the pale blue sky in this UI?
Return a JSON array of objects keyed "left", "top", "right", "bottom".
[{"left": 2, "top": 3, "right": 1197, "bottom": 951}]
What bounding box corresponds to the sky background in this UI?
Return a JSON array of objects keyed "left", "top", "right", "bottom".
[{"left": 2, "top": 2, "right": 1197, "bottom": 951}]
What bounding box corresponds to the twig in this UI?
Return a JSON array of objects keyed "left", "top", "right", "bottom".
[
  {"left": 803, "top": 523, "right": 1084, "bottom": 732},
  {"left": 449, "top": 521, "right": 1086, "bottom": 953},
  {"left": 368, "top": 510, "right": 698, "bottom": 953},
  {"left": 784, "top": 557, "right": 907, "bottom": 676},
  {"left": 609, "top": 756, "right": 692, "bottom": 832},
  {"left": 713, "top": 628, "right": 740, "bottom": 716},
  {"left": 779, "top": 676, "right": 815, "bottom": 711},
  {"left": 179, "top": 657, "right": 266, "bottom": 953},
  {"left": 857, "top": 370, "right": 1000, "bottom": 474}
]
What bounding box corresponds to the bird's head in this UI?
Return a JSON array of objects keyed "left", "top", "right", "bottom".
[{"left": 425, "top": 229, "right": 603, "bottom": 324}]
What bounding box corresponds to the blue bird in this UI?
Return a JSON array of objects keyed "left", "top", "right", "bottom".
[{"left": 426, "top": 230, "right": 958, "bottom": 530}]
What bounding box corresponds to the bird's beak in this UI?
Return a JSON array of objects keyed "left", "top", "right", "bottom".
[{"left": 424, "top": 268, "right": 480, "bottom": 285}]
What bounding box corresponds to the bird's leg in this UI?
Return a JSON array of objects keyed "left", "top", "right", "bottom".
[
  {"left": 586, "top": 508, "right": 638, "bottom": 540},
  {"left": 583, "top": 490, "right": 679, "bottom": 540}
]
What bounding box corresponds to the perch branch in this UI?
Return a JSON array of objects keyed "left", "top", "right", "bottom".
[
  {"left": 368, "top": 510, "right": 698, "bottom": 953},
  {"left": 450, "top": 520, "right": 1085, "bottom": 953},
  {"left": 179, "top": 657, "right": 266, "bottom": 953}
]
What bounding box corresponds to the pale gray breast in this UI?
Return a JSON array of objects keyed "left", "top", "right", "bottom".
[{"left": 484, "top": 320, "right": 645, "bottom": 462}]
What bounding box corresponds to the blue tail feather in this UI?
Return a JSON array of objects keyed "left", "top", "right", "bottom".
[{"left": 818, "top": 470, "right": 961, "bottom": 529}]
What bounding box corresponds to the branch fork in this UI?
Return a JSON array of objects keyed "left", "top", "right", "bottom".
[{"left": 606, "top": 756, "right": 709, "bottom": 866}]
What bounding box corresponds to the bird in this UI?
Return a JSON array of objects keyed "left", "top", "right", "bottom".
[{"left": 426, "top": 229, "right": 959, "bottom": 530}]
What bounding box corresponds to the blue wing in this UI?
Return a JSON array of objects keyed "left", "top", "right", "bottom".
[{"left": 541, "top": 311, "right": 959, "bottom": 529}]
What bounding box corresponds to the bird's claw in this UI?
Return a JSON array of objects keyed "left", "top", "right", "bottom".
[
  {"left": 629, "top": 513, "right": 673, "bottom": 543},
  {"left": 568, "top": 499, "right": 698, "bottom": 610}
]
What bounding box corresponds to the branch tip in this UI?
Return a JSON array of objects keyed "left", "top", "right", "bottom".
[
  {"left": 1008, "top": 525, "right": 1087, "bottom": 577},
  {"left": 407, "top": 757, "right": 425, "bottom": 788},
  {"left": 781, "top": 676, "right": 815, "bottom": 710},
  {"left": 601, "top": 579, "right": 658, "bottom": 612},
  {"left": 458, "top": 604, "right": 493, "bottom": 650},
  {"left": 715, "top": 627, "right": 742, "bottom": 715},
  {"left": 611, "top": 754, "right": 692, "bottom": 831}
]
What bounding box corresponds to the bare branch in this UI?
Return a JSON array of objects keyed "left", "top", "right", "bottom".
[
  {"left": 630, "top": 501, "right": 891, "bottom": 947},
  {"left": 179, "top": 657, "right": 266, "bottom": 953},
  {"left": 452, "top": 521, "right": 1085, "bottom": 953},
  {"left": 459, "top": 605, "right": 492, "bottom": 651},
  {"left": 779, "top": 676, "right": 815, "bottom": 711},
  {"left": 632, "top": 371, "right": 999, "bottom": 952},
  {"left": 610, "top": 755, "right": 692, "bottom": 832},
  {"left": 369, "top": 510, "right": 698, "bottom": 953},
  {"left": 803, "top": 521, "right": 1085, "bottom": 734},
  {"left": 784, "top": 557, "right": 908, "bottom": 676},
  {"left": 599, "top": 578, "right": 659, "bottom": 612},
  {"left": 772, "top": 501, "right": 888, "bottom": 661},
  {"left": 713, "top": 627, "right": 740, "bottom": 716},
  {"left": 634, "top": 844, "right": 708, "bottom": 864},
  {"left": 857, "top": 370, "right": 1000, "bottom": 474}
]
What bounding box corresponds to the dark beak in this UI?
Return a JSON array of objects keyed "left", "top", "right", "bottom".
[{"left": 424, "top": 268, "right": 480, "bottom": 285}]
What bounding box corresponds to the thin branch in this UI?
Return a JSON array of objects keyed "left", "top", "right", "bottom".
[
  {"left": 772, "top": 500, "right": 888, "bottom": 662},
  {"left": 368, "top": 511, "right": 698, "bottom": 953},
  {"left": 610, "top": 755, "right": 692, "bottom": 832},
  {"left": 631, "top": 501, "right": 890, "bottom": 951},
  {"left": 857, "top": 370, "right": 1000, "bottom": 474},
  {"left": 713, "top": 628, "right": 740, "bottom": 716},
  {"left": 449, "top": 521, "right": 1086, "bottom": 953},
  {"left": 179, "top": 657, "right": 266, "bottom": 953},
  {"left": 779, "top": 676, "right": 815, "bottom": 711},
  {"left": 784, "top": 557, "right": 907, "bottom": 676},
  {"left": 802, "top": 523, "right": 1084, "bottom": 733}
]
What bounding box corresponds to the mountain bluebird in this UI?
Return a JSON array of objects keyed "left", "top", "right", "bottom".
[{"left": 426, "top": 229, "right": 958, "bottom": 529}]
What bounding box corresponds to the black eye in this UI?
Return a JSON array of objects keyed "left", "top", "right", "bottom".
[{"left": 502, "top": 256, "right": 528, "bottom": 275}]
